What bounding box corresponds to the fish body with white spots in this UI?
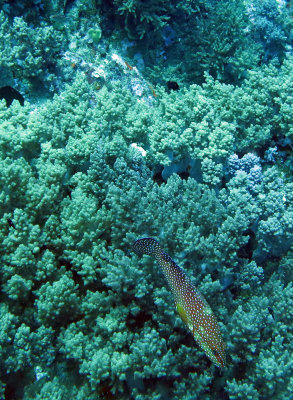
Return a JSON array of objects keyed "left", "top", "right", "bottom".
[{"left": 133, "top": 237, "right": 226, "bottom": 368}]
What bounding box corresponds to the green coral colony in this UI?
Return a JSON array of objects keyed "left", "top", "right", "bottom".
[{"left": 0, "top": 0, "right": 293, "bottom": 399}]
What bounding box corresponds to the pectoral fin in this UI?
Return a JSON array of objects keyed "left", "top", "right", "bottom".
[{"left": 176, "top": 302, "right": 189, "bottom": 326}]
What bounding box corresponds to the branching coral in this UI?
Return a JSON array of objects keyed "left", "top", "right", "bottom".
[{"left": 0, "top": 2, "right": 293, "bottom": 397}]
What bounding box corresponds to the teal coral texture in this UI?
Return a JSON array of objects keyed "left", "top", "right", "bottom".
[{"left": 0, "top": 0, "right": 293, "bottom": 399}]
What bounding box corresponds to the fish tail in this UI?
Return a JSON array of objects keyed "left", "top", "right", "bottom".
[{"left": 133, "top": 238, "right": 162, "bottom": 257}]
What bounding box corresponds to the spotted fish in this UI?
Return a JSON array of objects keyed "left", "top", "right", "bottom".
[{"left": 133, "top": 237, "right": 226, "bottom": 367}]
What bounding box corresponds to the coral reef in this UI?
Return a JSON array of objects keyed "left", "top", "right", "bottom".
[{"left": 0, "top": 0, "right": 293, "bottom": 399}]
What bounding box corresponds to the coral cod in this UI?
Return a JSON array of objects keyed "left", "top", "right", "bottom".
[{"left": 133, "top": 237, "right": 226, "bottom": 368}]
